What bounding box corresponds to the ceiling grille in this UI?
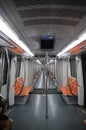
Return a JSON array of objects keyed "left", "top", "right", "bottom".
[
  {"left": 23, "top": 19, "right": 78, "bottom": 26},
  {"left": 13, "top": 0, "right": 86, "bottom": 7},
  {"left": 19, "top": 8, "right": 85, "bottom": 19}
]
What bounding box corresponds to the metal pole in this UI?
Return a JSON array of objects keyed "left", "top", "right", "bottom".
[
  {"left": 0, "top": 50, "right": 4, "bottom": 93},
  {"left": 45, "top": 53, "right": 48, "bottom": 119},
  {"left": 49, "top": 58, "right": 50, "bottom": 88},
  {"left": 43, "top": 67, "right": 45, "bottom": 90},
  {"left": 45, "top": 73, "right": 48, "bottom": 119},
  {"left": 54, "top": 60, "right": 56, "bottom": 88}
]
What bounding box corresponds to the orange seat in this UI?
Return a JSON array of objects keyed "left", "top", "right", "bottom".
[
  {"left": 59, "top": 77, "right": 78, "bottom": 96},
  {"left": 14, "top": 77, "right": 32, "bottom": 96},
  {"left": 20, "top": 86, "right": 32, "bottom": 96}
]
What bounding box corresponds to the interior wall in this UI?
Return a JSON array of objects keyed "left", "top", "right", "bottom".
[
  {"left": 20, "top": 59, "right": 34, "bottom": 86},
  {"left": 56, "top": 59, "right": 63, "bottom": 86},
  {"left": 33, "top": 63, "right": 36, "bottom": 72},
  {"left": 56, "top": 55, "right": 84, "bottom": 106},
  {"left": 9, "top": 56, "right": 17, "bottom": 106},
  {"left": 63, "top": 58, "right": 71, "bottom": 86},
  {"left": 76, "top": 56, "right": 84, "bottom": 106},
  {"left": 20, "top": 59, "right": 24, "bottom": 81},
  {"left": 28, "top": 60, "right": 34, "bottom": 86},
  {"left": 50, "top": 63, "right": 55, "bottom": 73},
  {"left": 36, "top": 64, "right": 41, "bottom": 72},
  {"left": 56, "top": 58, "right": 71, "bottom": 86}
]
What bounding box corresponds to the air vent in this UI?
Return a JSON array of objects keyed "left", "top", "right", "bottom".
[
  {"left": 23, "top": 19, "right": 78, "bottom": 26},
  {"left": 13, "top": 0, "right": 86, "bottom": 7},
  {"left": 19, "top": 9, "right": 85, "bottom": 19}
]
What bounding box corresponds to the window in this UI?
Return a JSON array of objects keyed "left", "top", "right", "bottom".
[
  {"left": 15, "top": 57, "right": 21, "bottom": 78},
  {"left": 70, "top": 57, "right": 77, "bottom": 78}
]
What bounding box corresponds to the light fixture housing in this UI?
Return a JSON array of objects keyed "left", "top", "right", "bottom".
[
  {"left": 57, "top": 32, "right": 86, "bottom": 58},
  {"left": 0, "top": 15, "right": 34, "bottom": 57}
]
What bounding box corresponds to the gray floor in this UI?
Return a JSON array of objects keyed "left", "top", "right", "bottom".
[
  {"left": 34, "top": 71, "right": 45, "bottom": 89},
  {"left": 8, "top": 72, "right": 86, "bottom": 130},
  {"left": 34, "top": 71, "right": 56, "bottom": 89},
  {"left": 9, "top": 94, "right": 86, "bottom": 130}
]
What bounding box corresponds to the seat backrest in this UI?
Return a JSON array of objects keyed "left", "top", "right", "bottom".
[
  {"left": 68, "top": 77, "right": 78, "bottom": 94},
  {"left": 14, "top": 77, "right": 24, "bottom": 95}
]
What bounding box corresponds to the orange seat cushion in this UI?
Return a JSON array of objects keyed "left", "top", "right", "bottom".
[
  {"left": 14, "top": 77, "right": 32, "bottom": 96},
  {"left": 20, "top": 86, "right": 32, "bottom": 96},
  {"left": 59, "top": 77, "right": 78, "bottom": 96}
]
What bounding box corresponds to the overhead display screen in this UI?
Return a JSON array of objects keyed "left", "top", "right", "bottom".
[{"left": 40, "top": 35, "right": 54, "bottom": 50}]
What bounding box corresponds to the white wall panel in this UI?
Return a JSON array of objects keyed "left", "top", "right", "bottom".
[
  {"left": 9, "top": 56, "right": 16, "bottom": 106},
  {"left": 28, "top": 60, "right": 34, "bottom": 86},
  {"left": 20, "top": 59, "right": 33, "bottom": 86},
  {"left": 56, "top": 59, "right": 63, "bottom": 86},
  {"left": 56, "top": 58, "right": 71, "bottom": 86},
  {"left": 76, "top": 56, "right": 84, "bottom": 106},
  {"left": 63, "top": 59, "right": 71, "bottom": 86}
]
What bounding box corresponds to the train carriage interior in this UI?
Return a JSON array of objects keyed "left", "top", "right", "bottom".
[{"left": 0, "top": 0, "right": 86, "bottom": 130}]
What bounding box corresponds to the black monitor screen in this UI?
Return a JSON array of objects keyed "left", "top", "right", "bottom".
[{"left": 40, "top": 36, "right": 54, "bottom": 50}]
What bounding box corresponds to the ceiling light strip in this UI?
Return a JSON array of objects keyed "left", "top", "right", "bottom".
[
  {"left": 57, "top": 32, "right": 86, "bottom": 57},
  {"left": 0, "top": 15, "right": 34, "bottom": 56}
]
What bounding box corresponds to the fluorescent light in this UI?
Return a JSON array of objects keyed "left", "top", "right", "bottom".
[
  {"left": 0, "top": 15, "right": 34, "bottom": 56},
  {"left": 36, "top": 60, "right": 41, "bottom": 64},
  {"left": 57, "top": 32, "right": 86, "bottom": 57},
  {"left": 50, "top": 60, "right": 54, "bottom": 63},
  {"left": 47, "top": 59, "right": 54, "bottom": 64}
]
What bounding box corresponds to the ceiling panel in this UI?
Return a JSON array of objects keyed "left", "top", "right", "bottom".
[
  {"left": 0, "top": 0, "right": 86, "bottom": 57},
  {"left": 23, "top": 19, "right": 78, "bottom": 26},
  {"left": 19, "top": 8, "right": 85, "bottom": 19}
]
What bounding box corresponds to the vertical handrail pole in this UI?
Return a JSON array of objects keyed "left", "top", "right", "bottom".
[
  {"left": 45, "top": 52, "right": 48, "bottom": 119},
  {"left": 0, "top": 49, "right": 4, "bottom": 93},
  {"left": 49, "top": 58, "right": 50, "bottom": 88}
]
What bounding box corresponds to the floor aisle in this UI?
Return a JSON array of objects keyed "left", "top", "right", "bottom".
[
  {"left": 9, "top": 94, "right": 86, "bottom": 130},
  {"left": 9, "top": 71, "right": 86, "bottom": 130},
  {"left": 34, "top": 71, "right": 56, "bottom": 89}
]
